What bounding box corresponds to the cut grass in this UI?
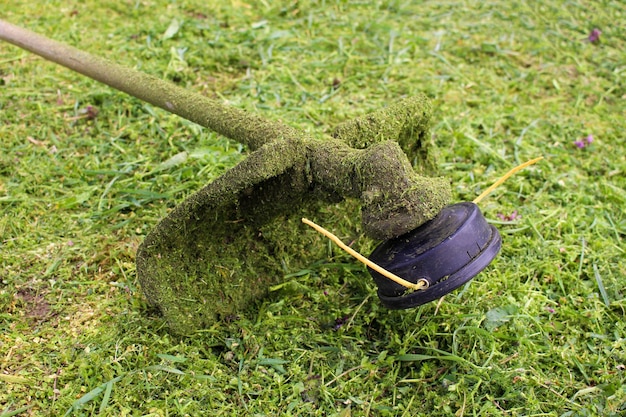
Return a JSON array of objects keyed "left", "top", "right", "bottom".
[{"left": 1, "top": 0, "right": 625, "bottom": 416}]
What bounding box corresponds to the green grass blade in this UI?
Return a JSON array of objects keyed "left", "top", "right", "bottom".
[
  {"left": 593, "top": 264, "right": 610, "bottom": 307},
  {"left": 0, "top": 405, "right": 33, "bottom": 417},
  {"left": 156, "top": 353, "right": 188, "bottom": 363},
  {"left": 395, "top": 354, "right": 436, "bottom": 362},
  {"left": 63, "top": 375, "right": 124, "bottom": 416},
  {"left": 145, "top": 365, "right": 186, "bottom": 375},
  {"left": 98, "top": 380, "right": 114, "bottom": 414},
  {"left": 0, "top": 375, "right": 30, "bottom": 385}
]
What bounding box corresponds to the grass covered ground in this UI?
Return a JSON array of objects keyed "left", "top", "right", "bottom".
[{"left": 1, "top": 1, "right": 625, "bottom": 415}]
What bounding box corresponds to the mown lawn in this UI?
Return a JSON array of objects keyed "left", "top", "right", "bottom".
[{"left": 1, "top": 1, "right": 625, "bottom": 416}]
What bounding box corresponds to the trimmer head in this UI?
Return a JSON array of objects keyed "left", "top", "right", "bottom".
[{"left": 368, "top": 202, "right": 501, "bottom": 309}]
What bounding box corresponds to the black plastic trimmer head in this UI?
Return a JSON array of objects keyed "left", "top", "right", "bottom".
[{"left": 368, "top": 202, "right": 501, "bottom": 309}]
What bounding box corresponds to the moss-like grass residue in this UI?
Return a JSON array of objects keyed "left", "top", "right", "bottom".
[{"left": 332, "top": 96, "right": 437, "bottom": 174}]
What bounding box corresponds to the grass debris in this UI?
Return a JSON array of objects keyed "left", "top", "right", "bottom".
[{"left": 1, "top": 1, "right": 625, "bottom": 415}]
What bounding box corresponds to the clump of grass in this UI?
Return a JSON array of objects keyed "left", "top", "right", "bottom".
[{"left": 1, "top": 0, "right": 625, "bottom": 416}]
